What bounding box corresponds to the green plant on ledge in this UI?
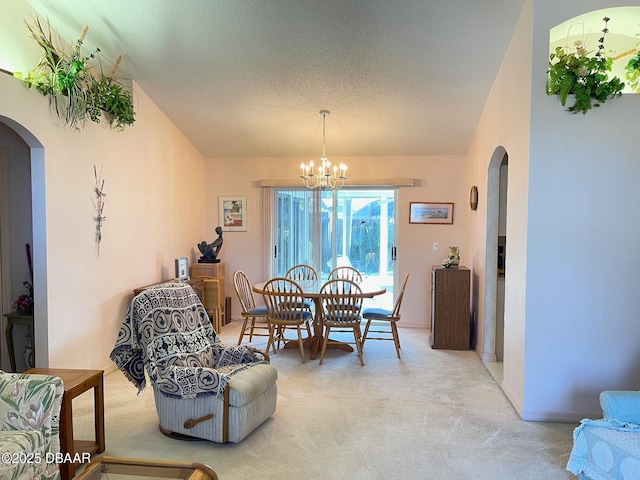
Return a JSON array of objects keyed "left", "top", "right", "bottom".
[
  {"left": 546, "top": 17, "right": 624, "bottom": 115},
  {"left": 625, "top": 46, "right": 640, "bottom": 93},
  {"left": 90, "top": 73, "right": 136, "bottom": 131},
  {"left": 14, "top": 17, "right": 135, "bottom": 131}
]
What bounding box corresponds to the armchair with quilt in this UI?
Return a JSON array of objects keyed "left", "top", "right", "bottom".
[
  {"left": 0, "top": 370, "right": 64, "bottom": 480},
  {"left": 567, "top": 390, "right": 640, "bottom": 479},
  {"left": 110, "top": 283, "right": 278, "bottom": 443}
]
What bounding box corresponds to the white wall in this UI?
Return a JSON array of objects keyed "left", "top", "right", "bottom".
[
  {"left": 204, "top": 155, "right": 469, "bottom": 329},
  {"left": 524, "top": 0, "right": 640, "bottom": 421},
  {"left": 469, "top": 0, "right": 640, "bottom": 422},
  {"left": 0, "top": 0, "right": 206, "bottom": 371}
]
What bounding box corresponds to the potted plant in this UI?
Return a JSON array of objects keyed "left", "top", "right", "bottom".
[
  {"left": 15, "top": 17, "right": 135, "bottom": 131},
  {"left": 90, "top": 75, "right": 136, "bottom": 131},
  {"left": 546, "top": 17, "right": 624, "bottom": 114}
]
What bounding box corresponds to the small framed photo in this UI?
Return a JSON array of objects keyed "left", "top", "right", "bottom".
[
  {"left": 219, "top": 196, "right": 247, "bottom": 232},
  {"left": 409, "top": 202, "right": 454, "bottom": 225},
  {"left": 175, "top": 257, "right": 189, "bottom": 281}
]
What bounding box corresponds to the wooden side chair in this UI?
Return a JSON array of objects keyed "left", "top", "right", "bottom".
[
  {"left": 319, "top": 278, "right": 364, "bottom": 366},
  {"left": 233, "top": 270, "right": 272, "bottom": 350},
  {"left": 328, "top": 266, "right": 363, "bottom": 283},
  {"left": 361, "top": 273, "right": 409, "bottom": 358},
  {"left": 261, "top": 277, "right": 313, "bottom": 363}
]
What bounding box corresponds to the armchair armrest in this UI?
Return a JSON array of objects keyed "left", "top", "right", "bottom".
[
  {"left": 600, "top": 390, "right": 640, "bottom": 424},
  {"left": 245, "top": 345, "right": 270, "bottom": 363},
  {"left": 155, "top": 365, "right": 230, "bottom": 399},
  {"left": 213, "top": 344, "right": 266, "bottom": 367},
  {"left": 156, "top": 360, "right": 267, "bottom": 400},
  {"left": 0, "top": 371, "right": 64, "bottom": 456}
]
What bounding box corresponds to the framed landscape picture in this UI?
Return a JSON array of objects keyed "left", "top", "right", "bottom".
[
  {"left": 219, "top": 196, "right": 247, "bottom": 231},
  {"left": 409, "top": 202, "right": 454, "bottom": 225}
]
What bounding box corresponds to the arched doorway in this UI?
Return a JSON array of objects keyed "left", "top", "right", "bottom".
[
  {"left": 483, "top": 146, "right": 508, "bottom": 381},
  {"left": 0, "top": 115, "right": 49, "bottom": 370}
]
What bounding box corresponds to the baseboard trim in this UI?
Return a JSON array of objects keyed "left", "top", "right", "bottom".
[
  {"left": 102, "top": 363, "right": 119, "bottom": 375},
  {"left": 500, "top": 380, "right": 599, "bottom": 423},
  {"left": 482, "top": 352, "right": 497, "bottom": 362},
  {"left": 500, "top": 380, "right": 523, "bottom": 417},
  {"left": 520, "top": 409, "right": 600, "bottom": 424}
]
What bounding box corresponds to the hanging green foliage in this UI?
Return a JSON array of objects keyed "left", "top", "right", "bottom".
[
  {"left": 546, "top": 17, "right": 624, "bottom": 114},
  {"left": 14, "top": 17, "right": 135, "bottom": 131},
  {"left": 625, "top": 48, "right": 640, "bottom": 93}
]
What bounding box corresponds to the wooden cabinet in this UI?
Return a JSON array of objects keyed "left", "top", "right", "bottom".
[
  {"left": 133, "top": 262, "right": 230, "bottom": 327},
  {"left": 430, "top": 265, "right": 470, "bottom": 350},
  {"left": 190, "top": 262, "right": 229, "bottom": 325},
  {"left": 190, "top": 262, "right": 226, "bottom": 303}
]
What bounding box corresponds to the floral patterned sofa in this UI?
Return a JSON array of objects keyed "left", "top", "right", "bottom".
[{"left": 0, "top": 370, "right": 64, "bottom": 480}]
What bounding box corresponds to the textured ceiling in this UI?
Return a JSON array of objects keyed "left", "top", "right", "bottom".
[{"left": 25, "top": 0, "right": 526, "bottom": 158}]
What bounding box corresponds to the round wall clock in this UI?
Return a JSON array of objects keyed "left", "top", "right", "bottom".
[{"left": 470, "top": 186, "right": 478, "bottom": 211}]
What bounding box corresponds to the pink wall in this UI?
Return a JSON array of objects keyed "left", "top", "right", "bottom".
[
  {"left": 0, "top": 73, "right": 206, "bottom": 371},
  {"left": 204, "top": 155, "right": 469, "bottom": 329},
  {"left": 466, "top": 0, "right": 533, "bottom": 415}
]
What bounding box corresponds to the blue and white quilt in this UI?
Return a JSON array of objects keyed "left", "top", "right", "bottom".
[{"left": 110, "top": 283, "right": 261, "bottom": 398}]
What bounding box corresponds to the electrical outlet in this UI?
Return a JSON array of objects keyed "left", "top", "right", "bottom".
[{"left": 433, "top": 242, "right": 439, "bottom": 251}]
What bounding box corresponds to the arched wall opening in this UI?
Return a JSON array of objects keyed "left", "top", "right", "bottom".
[
  {"left": 0, "top": 114, "right": 49, "bottom": 369},
  {"left": 483, "top": 146, "right": 508, "bottom": 373}
]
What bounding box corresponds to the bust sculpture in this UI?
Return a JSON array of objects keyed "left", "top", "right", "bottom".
[{"left": 198, "top": 226, "right": 223, "bottom": 263}]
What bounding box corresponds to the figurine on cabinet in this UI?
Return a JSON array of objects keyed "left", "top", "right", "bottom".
[
  {"left": 198, "top": 226, "right": 223, "bottom": 263},
  {"left": 442, "top": 246, "right": 460, "bottom": 268}
]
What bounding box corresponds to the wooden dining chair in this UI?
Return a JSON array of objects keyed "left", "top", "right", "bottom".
[
  {"left": 328, "top": 266, "right": 363, "bottom": 283},
  {"left": 261, "top": 277, "right": 313, "bottom": 363},
  {"left": 362, "top": 273, "right": 409, "bottom": 359},
  {"left": 285, "top": 264, "right": 318, "bottom": 281},
  {"left": 233, "top": 270, "right": 272, "bottom": 351},
  {"left": 319, "top": 278, "right": 364, "bottom": 366},
  {"left": 285, "top": 264, "right": 317, "bottom": 312}
]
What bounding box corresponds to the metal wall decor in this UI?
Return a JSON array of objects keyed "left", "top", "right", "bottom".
[{"left": 470, "top": 186, "right": 478, "bottom": 211}]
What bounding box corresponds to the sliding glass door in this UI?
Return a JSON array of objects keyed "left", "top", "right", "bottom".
[
  {"left": 273, "top": 189, "right": 319, "bottom": 277},
  {"left": 271, "top": 187, "right": 396, "bottom": 307}
]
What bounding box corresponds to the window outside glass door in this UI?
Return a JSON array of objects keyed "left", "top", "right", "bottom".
[{"left": 271, "top": 187, "right": 396, "bottom": 308}]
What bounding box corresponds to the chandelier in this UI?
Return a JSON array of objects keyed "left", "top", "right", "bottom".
[{"left": 300, "top": 110, "right": 347, "bottom": 190}]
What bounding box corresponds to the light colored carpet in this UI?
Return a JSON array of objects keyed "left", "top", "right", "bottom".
[{"left": 71, "top": 320, "right": 576, "bottom": 479}]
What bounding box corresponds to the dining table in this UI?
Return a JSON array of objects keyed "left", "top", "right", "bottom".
[{"left": 253, "top": 278, "right": 386, "bottom": 360}]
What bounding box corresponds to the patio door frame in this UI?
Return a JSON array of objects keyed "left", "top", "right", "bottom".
[{"left": 265, "top": 186, "right": 398, "bottom": 307}]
